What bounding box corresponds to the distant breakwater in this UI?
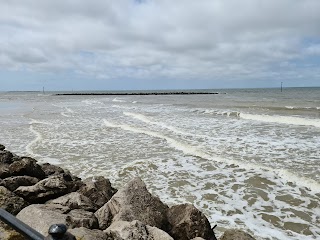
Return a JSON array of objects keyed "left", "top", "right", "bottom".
[{"left": 56, "top": 92, "right": 223, "bottom": 96}]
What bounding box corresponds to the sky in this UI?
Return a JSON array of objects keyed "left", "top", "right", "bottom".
[{"left": 1, "top": 0, "right": 320, "bottom": 91}]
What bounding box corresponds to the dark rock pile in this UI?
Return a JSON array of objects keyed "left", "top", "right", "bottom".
[{"left": 0, "top": 144, "right": 255, "bottom": 240}]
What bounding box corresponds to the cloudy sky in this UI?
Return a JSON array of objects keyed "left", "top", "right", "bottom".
[{"left": 1, "top": 0, "right": 320, "bottom": 91}]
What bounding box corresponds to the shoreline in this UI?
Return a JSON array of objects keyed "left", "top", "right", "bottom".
[{"left": 0, "top": 144, "right": 255, "bottom": 240}]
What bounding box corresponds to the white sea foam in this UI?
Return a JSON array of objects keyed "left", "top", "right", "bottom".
[
  {"left": 103, "top": 119, "right": 213, "bottom": 160},
  {"left": 285, "top": 106, "right": 295, "bottom": 109},
  {"left": 201, "top": 109, "right": 240, "bottom": 117},
  {"left": 103, "top": 119, "right": 320, "bottom": 193},
  {"left": 26, "top": 121, "right": 43, "bottom": 157},
  {"left": 65, "top": 107, "right": 74, "bottom": 113},
  {"left": 123, "top": 112, "right": 191, "bottom": 135},
  {"left": 240, "top": 113, "right": 320, "bottom": 128},
  {"left": 81, "top": 99, "right": 103, "bottom": 105},
  {"left": 112, "top": 97, "right": 126, "bottom": 103},
  {"left": 61, "top": 112, "right": 70, "bottom": 117}
]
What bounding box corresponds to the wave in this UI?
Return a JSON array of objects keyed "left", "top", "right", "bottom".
[
  {"left": 103, "top": 119, "right": 212, "bottom": 160},
  {"left": 81, "top": 99, "right": 103, "bottom": 105},
  {"left": 240, "top": 113, "right": 320, "bottom": 128},
  {"left": 112, "top": 98, "right": 126, "bottom": 103},
  {"left": 26, "top": 121, "right": 44, "bottom": 157},
  {"left": 123, "top": 112, "right": 190, "bottom": 135},
  {"left": 103, "top": 119, "right": 320, "bottom": 193},
  {"left": 193, "top": 109, "right": 241, "bottom": 117},
  {"left": 284, "top": 106, "right": 320, "bottom": 111}
]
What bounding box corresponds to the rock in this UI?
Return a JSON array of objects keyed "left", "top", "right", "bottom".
[
  {"left": 78, "top": 176, "right": 117, "bottom": 209},
  {"left": 40, "top": 163, "right": 65, "bottom": 177},
  {"left": 0, "top": 165, "right": 10, "bottom": 179},
  {"left": 16, "top": 204, "right": 69, "bottom": 236},
  {"left": 104, "top": 220, "right": 174, "bottom": 240},
  {"left": 0, "top": 186, "right": 29, "bottom": 215},
  {"left": 14, "top": 174, "right": 80, "bottom": 203},
  {"left": 95, "top": 177, "right": 169, "bottom": 230},
  {"left": 191, "top": 238, "right": 206, "bottom": 240},
  {"left": 68, "top": 227, "right": 107, "bottom": 240},
  {"left": 0, "top": 222, "right": 25, "bottom": 240},
  {"left": 220, "top": 229, "right": 255, "bottom": 240},
  {"left": 66, "top": 209, "right": 99, "bottom": 229},
  {"left": 47, "top": 192, "right": 96, "bottom": 211},
  {"left": 8, "top": 157, "right": 46, "bottom": 179},
  {"left": 0, "top": 176, "right": 39, "bottom": 191},
  {"left": 167, "top": 203, "right": 217, "bottom": 240},
  {"left": 0, "top": 144, "right": 5, "bottom": 151},
  {"left": 0, "top": 151, "right": 13, "bottom": 164}
]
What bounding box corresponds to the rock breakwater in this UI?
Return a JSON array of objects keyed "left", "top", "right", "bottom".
[{"left": 0, "top": 144, "right": 255, "bottom": 240}]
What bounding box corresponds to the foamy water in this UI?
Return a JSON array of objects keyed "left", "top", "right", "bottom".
[{"left": 0, "top": 88, "right": 319, "bottom": 239}]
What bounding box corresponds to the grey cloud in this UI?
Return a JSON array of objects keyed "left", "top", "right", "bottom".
[{"left": 0, "top": 0, "right": 319, "bottom": 84}]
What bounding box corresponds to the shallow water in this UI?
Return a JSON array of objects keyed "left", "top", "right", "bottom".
[{"left": 0, "top": 88, "right": 319, "bottom": 239}]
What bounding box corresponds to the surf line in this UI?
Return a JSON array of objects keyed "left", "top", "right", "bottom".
[
  {"left": 26, "top": 119, "right": 43, "bottom": 158},
  {"left": 103, "top": 119, "right": 320, "bottom": 193}
]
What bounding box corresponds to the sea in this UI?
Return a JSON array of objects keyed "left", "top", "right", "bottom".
[{"left": 0, "top": 87, "right": 319, "bottom": 239}]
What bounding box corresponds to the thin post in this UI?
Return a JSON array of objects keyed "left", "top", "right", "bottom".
[
  {"left": 281, "top": 82, "right": 283, "bottom": 92},
  {"left": 43, "top": 86, "right": 45, "bottom": 94},
  {"left": 0, "top": 208, "right": 45, "bottom": 240}
]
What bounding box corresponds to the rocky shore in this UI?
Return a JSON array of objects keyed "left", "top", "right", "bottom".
[{"left": 0, "top": 144, "right": 255, "bottom": 240}]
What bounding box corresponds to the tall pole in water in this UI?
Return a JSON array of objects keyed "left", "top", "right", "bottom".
[
  {"left": 43, "top": 87, "right": 45, "bottom": 94},
  {"left": 281, "top": 82, "right": 283, "bottom": 92}
]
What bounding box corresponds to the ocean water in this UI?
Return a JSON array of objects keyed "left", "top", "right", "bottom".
[{"left": 0, "top": 87, "right": 319, "bottom": 239}]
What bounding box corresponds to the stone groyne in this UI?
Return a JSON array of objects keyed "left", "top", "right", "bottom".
[
  {"left": 0, "top": 144, "right": 254, "bottom": 240},
  {"left": 55, "top": 92, "right": 223, "bottom": 96}
]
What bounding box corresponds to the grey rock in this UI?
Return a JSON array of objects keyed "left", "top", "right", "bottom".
[
  {"left": 40, "top": 163, "right": 65, "bottom": 177},
  {"left": 8, "top": 157, "right": 46, "bottom": 179},
  {"left": 17, "top": 204, "right": 69, "bottom": 236},
  {"left": 104, "top": 220, "right": 173, "bottom": 240},
  {"left": 0, "top": 150, "right": 13, "bottom": 164},
  {"left": 68, "top": 227, "right": 107, "bottom": 240},
  {"left": 219, "top": 229, "right": 255, "bottom": 240},
  {"left": 66, "top": 209, "right": 99, "bottom": 229},
  {"left": 47, "top": 192, "right": 96, "bottom": 211},
  {"left": 0, "top": 165, "right": 10, "bottom": 179},
  {"left": 78, "top": 176, "right": 117, "bottom": 209},
  {"left": 0, "top": 186, "right": 29, "bottom": 215},
  {"left": 0, "top": 176, "right": 39, "bottom": 191},
  {"left": 95, "top": 177, "right": 169, "bottom": 230},
  {"left": 167, "top": 203, "right": 217, "bottom": 240},
  {"left": 14, "top": 174, "right": 78, "bottom": 203}
]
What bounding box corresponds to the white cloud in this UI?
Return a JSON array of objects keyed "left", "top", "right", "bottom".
[{"left": 0, "top": 0, "right": 320, "bottom": 87}]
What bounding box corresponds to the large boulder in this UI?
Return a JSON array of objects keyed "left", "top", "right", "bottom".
[
  {"left": 0, "top": 165, "right": 10, "bottom": 179},
  {"left": 14, "top": 174, "right": 81, "bottom": 203},
  {"left": 40, "top": 163, "right": 65, "bottom": 177},
  {"left": 47, "top": 192, "right": 96, "bottom": 211},
  {"left": 78, "top": 176, "right": 117, "bottom": 209},
  {"left": 0, "top": 176, "right": 39, "bottom": 191},
  {"left": 68, "top": 227, "right": 107, "bottom": 240},
  {"left": 220, "top": 229, "right": 255, "bottom": 240},
  {"left": 8, "top": 157, "right": 46, "bottom": 179},
  {"left": 104, "top": 220, "right": 173, "bottom": 240},
  {"left": 66, "top": 209, "right": 99, "bottom": 229},
  {"left": 0, "top": 150, "right": 14, "bottom": 164},
  {"left": 16, "top": 204, "right": 69, "bottom": 236},
  {"left": 95, "top": 177, "right": 169, "bottom": 230},
  {"left": 167, "top": 203, "right": 217, "bottom": 240},
  {"left": 0, "top": 186, "right": 29, "bottom": 215}
]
